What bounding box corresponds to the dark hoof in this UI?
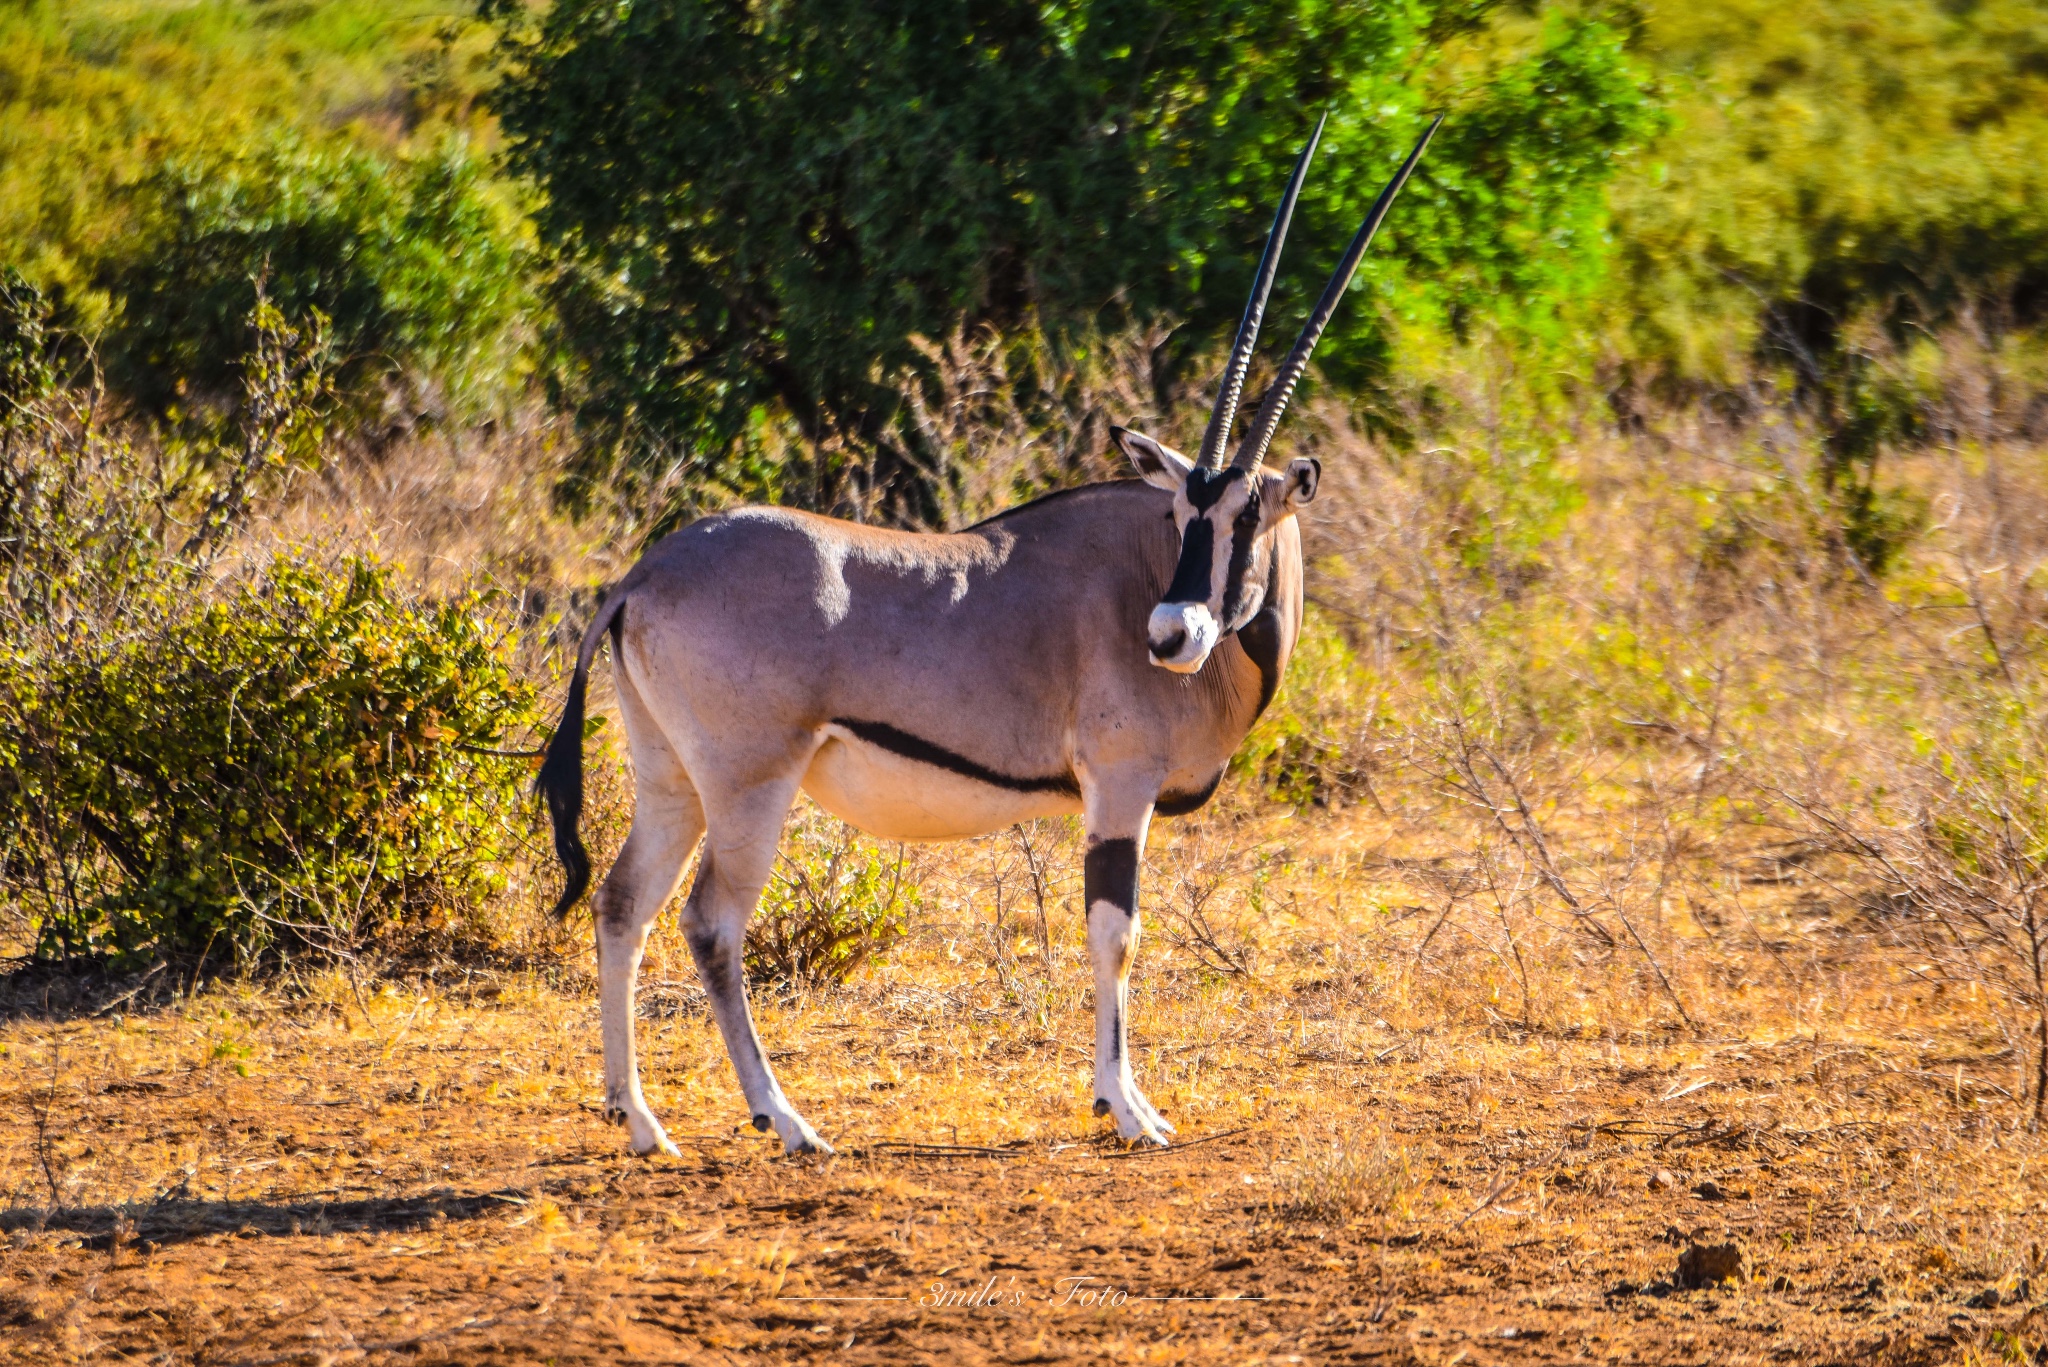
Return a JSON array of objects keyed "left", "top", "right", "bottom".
[
  {"left": 603, "top": 1107, "right": 626, "bottom": 1127},
  {"left": 1093, "top": 1098, "right": 1112, "bottom": 1118},
  {"left": 752, "top": 1114, "right": 772, "bottom": 1133}
]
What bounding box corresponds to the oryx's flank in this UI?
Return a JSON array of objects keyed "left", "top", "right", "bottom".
[{"left": 537, "top": 116, "right": 1441, "bottom": 1155}]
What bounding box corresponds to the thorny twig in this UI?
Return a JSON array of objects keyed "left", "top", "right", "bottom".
[
  {"left": 34, "top": 1039, "right": 65, "bottom": 1212},
  {"left": 1435, "top": 708, "right": 1696, "bottom": 1028},
  {"left": 1014, "top": 823, "right": 1055, "bottom": 966}
]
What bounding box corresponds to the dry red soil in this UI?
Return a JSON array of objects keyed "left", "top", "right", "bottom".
[{"left": 3, "top": 972, "right": 2044, "bottom": 1366}]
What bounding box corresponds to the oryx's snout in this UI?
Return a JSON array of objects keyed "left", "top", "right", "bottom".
[{"left": 1148, "top": 600, "right": 1219, "bottom": 672}]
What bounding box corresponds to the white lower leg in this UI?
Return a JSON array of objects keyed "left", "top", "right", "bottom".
[
  {"left": 683, "top": 866, "right": 831, "bottom": 1155},
  {"left": 590, "top": 790, "right": 699, "bottom": 1158},
  {"left": 598, "top": 914, "right": 678, "bottom": 1156},
  {"left": 1088, "top": 903, "right": 1165, "bottom": 1144}
]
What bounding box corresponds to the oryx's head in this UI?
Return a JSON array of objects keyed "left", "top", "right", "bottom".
[
  {"left": 1112, "top": 113, "right": 1441, "bottom": 674},
  {"left": 1113, "top": 427, "right": 1317, "bottom": 671}
]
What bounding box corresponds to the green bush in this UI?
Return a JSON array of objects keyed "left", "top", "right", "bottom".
[
  {"left": 1610, "top": 0, "right": 2048, "bottom": 380},
  {"left": 96, "top": 132, "right": 532, "bottom": 432},
  {"left": 0, "top": 282, "right": 540, "bottom": 968},
  {"left": 487, "top": 0, "right": 1661, "bottom": 517},
  {"left": 1, "top": 554, "right": 539, "bottom": 965}
]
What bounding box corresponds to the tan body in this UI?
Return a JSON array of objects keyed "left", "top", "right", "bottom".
[
  {"left": 626, "top": 485, "right": 1299, "bottom": 834},
  {"left": 534, "top": 115, "right": 1435, "bottom": 1154},
  {"left": 565, "top": 480, "right": 1302, "bottom": 1154}
]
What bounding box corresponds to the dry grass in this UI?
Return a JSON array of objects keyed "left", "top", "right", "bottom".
[
  {"left": 3, "top": 792, "right": 2045, "bottom": 1363},
  {"left": 7, "top": 362, "right": 2048, "bottom": 1361}
]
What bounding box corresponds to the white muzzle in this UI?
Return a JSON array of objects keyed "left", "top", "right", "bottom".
[{"left": 1147, "top": 602, "right": 1220, "bottom": 673}]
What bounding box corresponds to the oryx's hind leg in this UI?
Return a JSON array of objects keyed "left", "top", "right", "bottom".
[
  {"left": 1083, "top": 783, "right": 1175, "bottom": 1146},
  {"left": 682, "top": 743, "right": 831, "bottom": 1155},
  {"left": 594, "top": 675, "right": 706, "bottom": 1157}
]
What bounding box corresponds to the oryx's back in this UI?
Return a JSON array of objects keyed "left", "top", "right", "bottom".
[{"left": 621, "top": 488, "right": 1145, "bottom": 706}]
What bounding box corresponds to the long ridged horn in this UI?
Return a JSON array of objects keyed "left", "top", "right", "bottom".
[
  {"left": 1192, "top": 112, "right": 1328, "bottom": 470},
  {"left": 1232, "top": 114, "right": 1443, "bottom": 470}
]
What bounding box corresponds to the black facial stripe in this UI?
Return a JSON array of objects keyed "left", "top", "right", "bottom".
[
  {"left": 1156, "top": 769, "right": 1225, "bottom": 817},
  {"left": 1182, "top": 467, "right": 1243, "bottom": 511},
  {"left": 1161, "top": 515, "right": 1214, "bottom": 606},
  {"left": 831, "top": 718, "right": 1080, "bottom": 797},
  {"left": 1235, "top": 552, "right": 1287, "bottom": 717},
  {"left": 1084, "top": 837, "right": 1140, "bottom": 917},
  {"left": 1220, "top": 498, "right": 1264, "bottom": 623}
]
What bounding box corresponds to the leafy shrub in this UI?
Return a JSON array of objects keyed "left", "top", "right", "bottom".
[
  {"left": 487, "top": 0, "right": 1660, "bottom": 516},
  {"left": 96, "top": 132, "right": 531, "bottom": 433},
  {"left": 0, "top": 270, "right": 57, "bottom": 424},
  {"left": 0, "top": 282, "right": 539, "bottom": 968},
  {"left": 1235, "top": 608, "right": 1381, "bottom": 810},
  {"left": 2, "top": 553, "right": 539, "bottom": 965},
  {"left": 743, "top": 807, "right": 920, "bottom": 988}
]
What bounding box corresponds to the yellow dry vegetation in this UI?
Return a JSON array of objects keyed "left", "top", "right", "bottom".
[
  {"left": 7, "top": 297, "right": 2048, "bottom": 1366},
  {"left": 2, "top": 772, "right": 2045, "bottom": 1362}
]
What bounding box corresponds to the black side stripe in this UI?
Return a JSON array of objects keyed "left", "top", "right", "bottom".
[
  {"left": 1156, "top": 769, "right": 1225, "bottom": 817},
  {"left": 831, "top": 718, "right": 1081, "bottom": 797}
]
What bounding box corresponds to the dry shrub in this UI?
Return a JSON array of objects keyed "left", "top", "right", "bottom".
[
  {"left": 1778, "top": 681, "right": 2048, "bottom": 1124},
  {"left": 1146, "top": 824, "right": 1272, "bottom": 980},
  {"left": 743, "top": 803, "right": 924, "bottom": 989},
  {"left": 898, "top": 322, "right": 1193, "bottom": 529},
  {"left": 256, "top": 404, "right": 646, "bottom": 607},
  {"left": 1277, "top": 1126, "right": 1423, "bottom": 1225},
  {"left": 1199, "top": 351, "right": 2048, "bottom": 1117}
]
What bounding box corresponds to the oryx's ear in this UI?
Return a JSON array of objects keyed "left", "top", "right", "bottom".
[
  {"left": 1283, "top": 457, "right": 1320, "bottom": 508},
  {"left": 1112, "top": 426, "right": 1194, "bottom": 492}
]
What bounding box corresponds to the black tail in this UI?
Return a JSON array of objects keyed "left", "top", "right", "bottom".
[
  {"left": 536, "top": 665, "right": 591, "bottom": 920},
  {"left": 536, "top": 595, "right": 626, "bottom": 920}
]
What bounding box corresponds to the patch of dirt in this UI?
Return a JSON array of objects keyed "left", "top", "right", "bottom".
[{"left": 3, "top": 976, "right": 2041, "bottom": 1366}]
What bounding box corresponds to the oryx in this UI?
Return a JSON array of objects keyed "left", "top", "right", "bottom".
[{"left": 538, "top": 116, "right": 1440, "bottom": 1155}]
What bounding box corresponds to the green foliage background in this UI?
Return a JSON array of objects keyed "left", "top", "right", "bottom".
[
  {"left": 0, "top": 0, "right": 524, "bottom": 426},
  {"left": 487, "top": 0, "right": 1663, "bottom": 514},
  {"left": 4, "top": 1, "right": 2048, "bottom": 969},
  {"left": 4, "top": 1, "right": 2046, "bottom": 496},
  {"left": 102, "top": 131, "right": 531, "bottom": 429},
  {"left": 1611, "top": 0, "right": 2048, "bottom": 383}
]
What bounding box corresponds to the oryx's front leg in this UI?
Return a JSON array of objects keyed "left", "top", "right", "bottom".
[
  {"left": 1083, "top": 790, "right": 1175, "bottom": 1146},
  {"left": 682, "top": 764, "right": 831, "bottom": 1156}
]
